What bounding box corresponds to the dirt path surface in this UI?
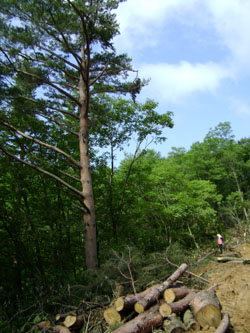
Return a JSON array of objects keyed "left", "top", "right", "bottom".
[{"left": 197, "top": 243, "right": 250, "bottom": 333}]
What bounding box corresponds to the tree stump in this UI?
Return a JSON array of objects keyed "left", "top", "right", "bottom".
[
  {"left": 163, "top": 313, "right": 185, "bottom": 332},
  {"left": 190, "top": 290, "right": 222, "bottom": 328}
]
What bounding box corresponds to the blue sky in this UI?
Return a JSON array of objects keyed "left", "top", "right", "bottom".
[{"left": 112, "top": 0, "right": 250, "bottom": 161}]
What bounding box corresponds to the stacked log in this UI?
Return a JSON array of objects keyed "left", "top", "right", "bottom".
[
  {"left": 32, "top": 313, "right": 85, "bottom": 333},
  {"left": 104, "top": 263, "right": 230, "bottom": 333}
]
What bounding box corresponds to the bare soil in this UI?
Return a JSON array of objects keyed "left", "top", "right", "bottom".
[{"left": 195, "top": 242, "right": 250, "bottom": 333}]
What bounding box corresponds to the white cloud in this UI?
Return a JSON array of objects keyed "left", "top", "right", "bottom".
[
  {"left": 114, "top": 0, "right": 250, "bottom": 102},
  {"left": 116, "top": 0, "right": 250, "bottom": 64},
  {"left": 139, "top": 61, "right": 231, "bottom": 103},
  {"left": 115, "top": 0, "right": 199, "bottom": 50},
  {"left": 205, "top": 0, "right": 250, "bottom": 69}
]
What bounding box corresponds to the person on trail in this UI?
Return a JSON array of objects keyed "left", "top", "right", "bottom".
[{"left": 217, "top": 234, "right": 223, "bottom": 254}]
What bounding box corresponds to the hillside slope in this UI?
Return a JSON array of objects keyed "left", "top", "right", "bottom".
[{"left": 198, "top": 243, "right": 250, "bottom": 333}]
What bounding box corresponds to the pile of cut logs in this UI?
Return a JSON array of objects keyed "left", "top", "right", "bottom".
[{"left": 104, "top": 263, "right": 230, "bottom": 333}]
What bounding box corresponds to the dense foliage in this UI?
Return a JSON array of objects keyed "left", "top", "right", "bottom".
[{"left": 1, "top": 119, "right": 250, "bottom": 330}]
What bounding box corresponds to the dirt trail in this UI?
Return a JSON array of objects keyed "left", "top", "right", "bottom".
[{"left": 197, "top": 242, "right": 250, "bottom": 333}]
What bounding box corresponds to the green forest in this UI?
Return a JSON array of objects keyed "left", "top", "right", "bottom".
[{"left": 0, "top": 0, "right": 250, "bottom": 332}]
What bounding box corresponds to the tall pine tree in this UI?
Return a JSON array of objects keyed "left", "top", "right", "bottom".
[{"left": 0, "top": 0, "right": 145, "bottom": 269}]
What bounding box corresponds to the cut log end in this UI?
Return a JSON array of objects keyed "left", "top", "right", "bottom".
[
  {"left": 115, "top": 297, "right": 125, "bottom": 312},
  {"left": 104, "top": 307, "right": 121, "bottom": 326},
  {"left": 196, "top": 304, "right": 221, "bottom": 328},
  {"left": 55, "top": 314, "right": 61, "bottom": 321},
  {"left": 134, "top": 302, "right": 145, "bottom": 314},
  {"left": 190, "top": 290, "right": 222, "bottom": 328},
  {"left": 164, "top": 289, "right": 176, "bottom": 303},
  {"left": 163, "top": 286, "right": 189, "bottom": 304},
  {"left": 63, "top": 315, "right": 77, "bottom": 328},
  {"left": 159, "top": 303, "right": 172, "bottom": 317}
]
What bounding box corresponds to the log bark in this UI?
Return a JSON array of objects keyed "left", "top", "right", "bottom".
[
  {"left": 53, "top": 326, "right": 71, "bottom": 333},
  {"left": 112, "top": 302, "right": 164, "bottom": 333},
  {"left": 104, "top": 307, "right": 122, "bottom": 326},
  {"left": 163, "top": 286, "right": 190, "bottom": 303},
  {"left": 134, "top": 263, "right": 188, "bottom": 313},
  {"left": 214, "top": 313, "right": 230, "bottom": 333},
  {"left": 190, "top": 290, "right": 222, "bottom": 328},
  {"left": 159, "top": 291, "right": 196, "bottom": 317},
  {"left": 115, "top": 295, "right": 138, "bottom": 312},
  {"left": 217, "top": 257, "right": 250, "bottom": 264},
  {"left": 217, "top": 256, "right": 241, "bottom": 262},
  {"left": 218, "top": 252, "right": 240, "bottom": 258},
  {"left": 163, "top": 313, "right": 185, "bottom": 332},
  {"left": 183, "top": 309, "right": 200, "bottom": 331},
  {"left": 33, "top": 321, "right": 51, "bottom": 330}
]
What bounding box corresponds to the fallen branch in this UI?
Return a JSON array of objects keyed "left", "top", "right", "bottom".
[
  {"left": 214, "top": 313, "right": 230, "bottom": 333},
  {"left": 134, "top": 263, "right": 188, "bottom": 313},
  {"left": 165, "top": 258, "right": 211, "bottom": 284}
]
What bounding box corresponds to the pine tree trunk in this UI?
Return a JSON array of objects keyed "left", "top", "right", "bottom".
[{"left": 79, "top": 48, "right": 98, "bottom": 270}]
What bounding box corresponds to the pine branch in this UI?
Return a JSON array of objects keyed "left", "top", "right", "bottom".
[
  {"left": 0, "top": 146, "right": 89, "bottom": 213},
  {"left": 90, "top": 63, "right": 109, "bottom": 86},
  {"left": 1, "top": 120, "right": 81, "bottom": 169},
  {"left": 18, "top": 96, "right": 79, "bottom": 120},
  {"left": 39, "top": 46, "right": 80, "bottom": 71}
]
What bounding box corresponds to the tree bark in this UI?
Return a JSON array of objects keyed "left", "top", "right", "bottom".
[
  {"left": 79, "top": 44, "right": 98, "bottom": 270},
  {"left": 190, "top": 290, "right": 222, "bottom": 328},
  {"left": 112, "top": 302, "right": 163, "bottom": 333},
  {"left": 159, "top": 291, "right": 196, "bottom": 317},
  {"left": 53, "top": 326, "right": 71, "bottom": 333},
  {"left": 134, "top": 263, "right": 188, "bottom": 313},
  {"left": 115, "top": 295, "right": 140, "bottom": 312},
  {"left": 217, "top": 257, "right": 250, "bottom": 264}
]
